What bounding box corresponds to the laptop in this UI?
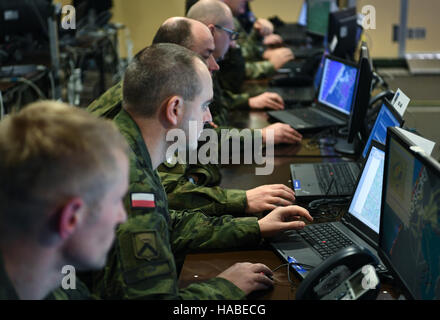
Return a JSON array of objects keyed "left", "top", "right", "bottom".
[
  {"left": 290, "top": 99, "right": 405, "bottom": 199},
  {"left": 268, "top": 55, "right": 358, "bottom": 132},
  {"left": 271, "top": 141, "right": 387, "bottom": 279},
  {"left": 267, "top": 50, "right": 327, "bottom": 105},
  {"left": 379, "top": 126, "right": 440, "bottom": 300}
]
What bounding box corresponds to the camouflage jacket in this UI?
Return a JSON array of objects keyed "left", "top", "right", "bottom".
[
  {"left": 91, "top": 109, "right": 261, "bottom": 300},
  {"left": 234, "top": 18, "right": 275, "bottom": 79},
  {"left": 87, "top": 81, "right": 253, "bottom": 217}
]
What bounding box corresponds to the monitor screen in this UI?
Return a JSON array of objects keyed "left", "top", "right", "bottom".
[
  {"left": 380, "top": 130, "right": 440, "bottom": 299},
  {"left": 362, "top": 103, "right": 402, "bottom": 158},
  {"left": 306, "top": 0, "right": 331, "bottom": 36},
  {"left": 348, "top": 144, "right": 385, "bottom": 234},
  {"left": 298, "top": 0, "right": 307, "bottom": 26},
  {"left": 313, "top": 49, "right": 329, "bottom": 91},
  {"left": 318, "top": 57, "right": 357, "bottom": 115}
]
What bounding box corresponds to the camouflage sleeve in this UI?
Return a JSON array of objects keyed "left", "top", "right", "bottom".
[
  {"left": 222, "top": 89, "right": 250, "bottom": 110},
  {"left": 95, "top": 211, "right": 247, "bottom": 300},
  {"left": 86, "top": 81, "right": 123, "bottom": 119},
  {"left": 245, "top": 60, "right": 276, "bottom": 80},
  {"left": 235, "top": 19, "right": 264, "bottom": 62},
  {"left": 168, "top": 209, "right": 261, "bottom": 264},
  {"left": 158, "top": 166, "right": 248, "bottom": 216}
]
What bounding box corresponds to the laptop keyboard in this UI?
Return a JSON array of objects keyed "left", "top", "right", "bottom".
[
  {"left": 290, "top": 109, "right": 331, "bottom": 126},
  {"left": 298, "top": 224, "right": 354, "bottom": 259},
  {"left": 314, "top": 163, "right": 357, "bottom": 195}
]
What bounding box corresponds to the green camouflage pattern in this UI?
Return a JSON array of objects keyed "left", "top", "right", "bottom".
[
  {"left": 86, "top": 74, "right": 252, "bottom": 218},
  {"left": 217, "top": 47, "right": 246, "bottom": 93},
  {"left": 90, "top": 108, "right": 261, "bottom": 300},
  {"left": 87, "top": 81, "right": 123, "bottom": 119},
  {"left": 233, "top": 18, "right": 276, "bottom": 79}
]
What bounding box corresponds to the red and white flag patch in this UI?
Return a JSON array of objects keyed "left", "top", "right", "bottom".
[{"left": 131, "top": 193, "right": 155, "bottom": 208}]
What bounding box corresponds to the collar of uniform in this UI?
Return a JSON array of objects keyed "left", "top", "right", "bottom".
[
  {"left": 114, "top": 108, "right": 153, "bottom": 171},
  {"left": 0, "top": 251, "right": 20, "bottom": 300}
]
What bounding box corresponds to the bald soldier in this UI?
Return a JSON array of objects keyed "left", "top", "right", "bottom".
[{"left": 90, "top": 43, "right": 313, "bottom": 300}]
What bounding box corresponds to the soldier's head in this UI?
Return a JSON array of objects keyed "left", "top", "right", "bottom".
[
  {"left": 187, "top": 0, "right": 237, "bottom": 61},
  {"left": 123, "top": 43, "right": 213, "bottom": 151},
  {"left": 0, "top": 101, "right": 129, "bottom": 272},
  {"left": 152, "top": 17, "right": 219, "bottom": 73},
  {"left": 221, "top": 0, "right": 249, "bottom": 16}
]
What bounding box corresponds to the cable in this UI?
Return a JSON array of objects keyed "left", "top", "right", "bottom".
[{"left": 271, "top": 261, "right": 316, "bottom": 286}]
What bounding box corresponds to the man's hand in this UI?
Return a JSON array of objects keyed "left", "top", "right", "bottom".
[
  {"left": 258, "top": 205, "right": 313, "bottom": 238},
  {"left": 263, "top": 48, "right": 294, "bottom": 70},
  {"left": 245, "top": 184, "right": 296, "bottom": 214},
  {"left": 254, "top": 18, "right": 274, "bottom": 37},
  {"left": 262, "top": 122, "right": 303, "bottom": 145},
  {"left": 263, "top": 34, "right": 283, "bottom": 46},
  {"left": 248, "top": 92, "right": 284, "bottom": 110},
  {"left": 216, "top": 262, "right": 273, "bottom": 295}
]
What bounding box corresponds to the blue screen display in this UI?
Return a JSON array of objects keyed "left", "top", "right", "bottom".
[
  {"left": 362, "top": 104, "right": 400, "bottom": 158},
  {"left": 318, "top": 58, "right": 357, "bottom": 115}
]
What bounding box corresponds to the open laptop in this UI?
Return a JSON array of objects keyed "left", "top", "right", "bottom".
[
  {"left": 291, "top": 99, "right": 405, "bottom": 199},
  {"left": 378, "top": 127, "right": 440, "bottom": 300},
  {"left": 271, "top": 141, "right": 387, "bottom": 279},
  {"left": 268, "top": 55, "right": 357, "bottom": 132},
  {"left": 267, "top": 50, "right": 327, "bottom": 105}
]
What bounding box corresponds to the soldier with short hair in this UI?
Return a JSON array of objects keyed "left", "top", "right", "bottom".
[{"left": 0, "top": 101, "right": 129, "bottom": 300}]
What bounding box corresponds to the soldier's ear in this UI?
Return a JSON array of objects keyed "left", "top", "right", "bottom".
[
  {"left": 56, "top": 197, "right": 85, "bottom": 240},
  {"left": 163, "top": 95, "right": 183, "bottom": 127},
  {"left": 207, "top": 23, "right": 215, "bottom": 36}
]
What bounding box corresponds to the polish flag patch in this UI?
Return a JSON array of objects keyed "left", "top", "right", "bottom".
[{"left": 131, "top": 193, "right": 155, "bottom": 208}]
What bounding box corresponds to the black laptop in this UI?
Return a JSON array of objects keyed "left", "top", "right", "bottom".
[
  {"left": 268, "top": 55, "right": 357, "bottom": 132},
  {"left": 271, "top": 141, "right": 387, "bottom": 279},
  {"left": 291, "top": 99, "right": 405, "bottom": 199}
]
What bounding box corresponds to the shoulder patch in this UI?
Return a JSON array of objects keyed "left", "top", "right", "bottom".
[
  {"left": 131, "top": 193, "right": 155, "bottom": 208},
  {"left": 132, "top": 231, "right": 158, "bottom": 260}
]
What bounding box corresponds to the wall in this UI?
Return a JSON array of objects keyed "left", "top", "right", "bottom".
[{"left": 55, "top": 0, "right": 440, "bottom": 58}]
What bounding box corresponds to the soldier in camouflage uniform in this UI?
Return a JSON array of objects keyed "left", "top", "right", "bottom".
[
  {"left": 91, "top": 42, "right": 312, "bottom": 299},
  {"left": 0, "top": 101, "right": 129, "bottom": 300},
  {"left": 88, "top": 16, "right": 301, "bottom": 216}
]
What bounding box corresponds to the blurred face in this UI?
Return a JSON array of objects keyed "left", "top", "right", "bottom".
[
  {"left": 212, "top": 19, "right": 235, "bottom": 60},
  {"left": 64, "top": 150, "right": 128, "bottom": 270},
  {"left": 180, "top": 59, "right": 213, "bottom": 151},
  {"left": 190, "top": 22, "right": 220, "bottom": 74}
]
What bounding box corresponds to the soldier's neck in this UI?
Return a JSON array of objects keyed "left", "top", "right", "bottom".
[{"left": 135, "top": 117, "right": 167, "bottom": 170}]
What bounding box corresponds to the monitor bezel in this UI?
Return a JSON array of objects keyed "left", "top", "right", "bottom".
[{"left": 378, "top": 126, "right": 440, "bottom": 300}]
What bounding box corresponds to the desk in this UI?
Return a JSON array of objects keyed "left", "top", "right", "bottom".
[{"left": 178, "top": 109, "right": 403, "bottom": 299}]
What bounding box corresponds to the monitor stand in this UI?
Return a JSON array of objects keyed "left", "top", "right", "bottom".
[{"left": 333, "top": 127, "right": 359, "bottom": 155}]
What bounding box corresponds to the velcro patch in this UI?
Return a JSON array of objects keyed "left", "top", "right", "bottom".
[
  {"left": 131, "top": 193, "right": 155, "bottom": 208},
  {"left": 133, "top": 231, "right": 158, "bottom": 260}
]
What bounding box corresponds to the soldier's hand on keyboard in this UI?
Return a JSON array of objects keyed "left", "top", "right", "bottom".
[
  {"left": 262, "top": 122, "right": 303, "bottom": 145},
  {"left": 249, "top": 92, "right": 284, "bottom": 110},
  {"left": 245, "top": 184, "right": 296, "bottom": 214},
  {"left": 258, "top": 205, "right": 313, "bottom": 238},
  {"left": 263, "top": 34, "right": 283, "bottom": 46}
]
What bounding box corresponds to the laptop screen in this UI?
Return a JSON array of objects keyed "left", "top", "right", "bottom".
[
  {"left": 380, "top": 130, "right": 440, "bottom": 300},
  {"left": 318, "top": 57, "right": 357, "bottom": 115},
  {"left": 362, "top": 103, "right": 402, "bottom": 159},
  {"left": 306, "top": 0, "right": 331, "bottom": 36},
  {"left": 348, "top": 144, "right": 385, "bottom": 234}
]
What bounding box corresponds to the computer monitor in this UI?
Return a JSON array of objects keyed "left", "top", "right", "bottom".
[
  {"left": 328, "top": 7, "right": 359, "bottom": 60},
  {"left": 318, "top": 55, "right": 358, "bottom": 116},
  {"left": 306, "top": 0, "right": 332, "bottom": 37},
  {"left": 379, "top": 126, "right": 440, "bottom": 300},
  {"left": 362, "top": 99, "right": 404, "bottom": 159},
  {"left": 348, "top": 141, "right": 386, "bottom": 243},
  {"left": 347, "top": 42, "right": 373, "bottom": 144},
  {"left": 0, "top": 0, "right": 52, "bottom": 39},
  {"left": 298, "top": 0, "right": 307, "bottom": 26}
]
